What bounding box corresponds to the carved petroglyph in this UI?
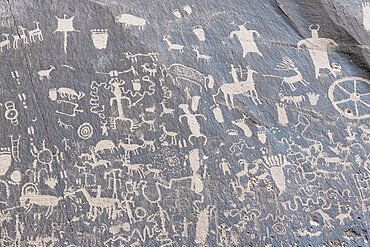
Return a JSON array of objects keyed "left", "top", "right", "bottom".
[{"left": 0, "top": 2, "right": 368, "bottom": 246}]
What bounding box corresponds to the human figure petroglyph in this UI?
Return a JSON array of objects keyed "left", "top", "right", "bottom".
[
  {"left": 327, "top": 130, "right": 335, "bottom": 144},
  {"left": 107, "top": 79, "right": 139, "bottom": 131},
  {"left": 219, "top": 158, "right": 231, "bottom": 176},
  {"left": 229, "top": 21, "right": 262, "bottom": 57},
  {"left": 297, "top": 24, "right": 338, "bottom": 78},
  {"left": 100, "top": 120, "right": 109, "bottom": 136},
  {"left": 213, "top": 65, "right": 261, "bottom": 108},
  {"left": 179, "top": 104, "right": 207, "bottom": 145}
]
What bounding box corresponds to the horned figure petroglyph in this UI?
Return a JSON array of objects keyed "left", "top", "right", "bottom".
[
  {"left": 145, "top": 164, "right": 161, "bottom": 178},
  {"left": 12, "top": 32, "right": 20, "bottom": 49},
  {"left": 229, "top": 21, "right": 262, "bottom": 57},
  {"left": 139, "top": 136, "right": 156, "bottom": 152},
  {"left": 139, "top": 112, "right": 155, "bottom": 131},
  {"left": 335, "top": 204, "right": 353, "bottom": 225},
  {"left": 312, "top": 208, "right": 335, "bottom": 229},
  {"left": 317, "top": 152, "right": 344, "bottom": 166},
  {"left": 297, "top": 24, "right": 338, "bottom": 78}
]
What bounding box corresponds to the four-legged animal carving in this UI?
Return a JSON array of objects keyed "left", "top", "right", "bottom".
[
  {"left": 38, "top": 66, "right": 55, "bottom": 80},
  {"left": 159, "top": 123, "right": 178, "bottom": 145},
  {"left": 213, "top": 66, "right": 261, "bottom": 108}
]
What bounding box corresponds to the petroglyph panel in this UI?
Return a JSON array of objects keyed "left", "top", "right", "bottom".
[{"left": 0, "top": 0, "right": 369, "bottom": 246}]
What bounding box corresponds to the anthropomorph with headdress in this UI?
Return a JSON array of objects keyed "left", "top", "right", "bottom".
[{"left": 297, "top": 24, "right": 338, "bottom": 79}]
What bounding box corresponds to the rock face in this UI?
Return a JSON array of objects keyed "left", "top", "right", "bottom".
[{"left": 0, "top": 0, "right": 369, "bottom": 246}]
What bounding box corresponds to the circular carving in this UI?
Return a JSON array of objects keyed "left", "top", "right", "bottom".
[
  {"left": 77, "top": 122, "right": 94, "bottom": 139},
  {"left": 272, "top": 222, "right": 286, "bottom": 235},
  {"left": 328, "top": 77, "right": 370, "bottom": 119}
]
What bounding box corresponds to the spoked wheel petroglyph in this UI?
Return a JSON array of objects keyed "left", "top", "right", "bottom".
[{"left": 328, "top": 77, "right": 370, "bottom": 119}]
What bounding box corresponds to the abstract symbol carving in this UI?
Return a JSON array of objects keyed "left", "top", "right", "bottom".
[
  {"left": 77, "top": 122, "right": 94, "bottom": 140},
  {"left": 328, "top": 77, "right": 370, "bottom": 119}
]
